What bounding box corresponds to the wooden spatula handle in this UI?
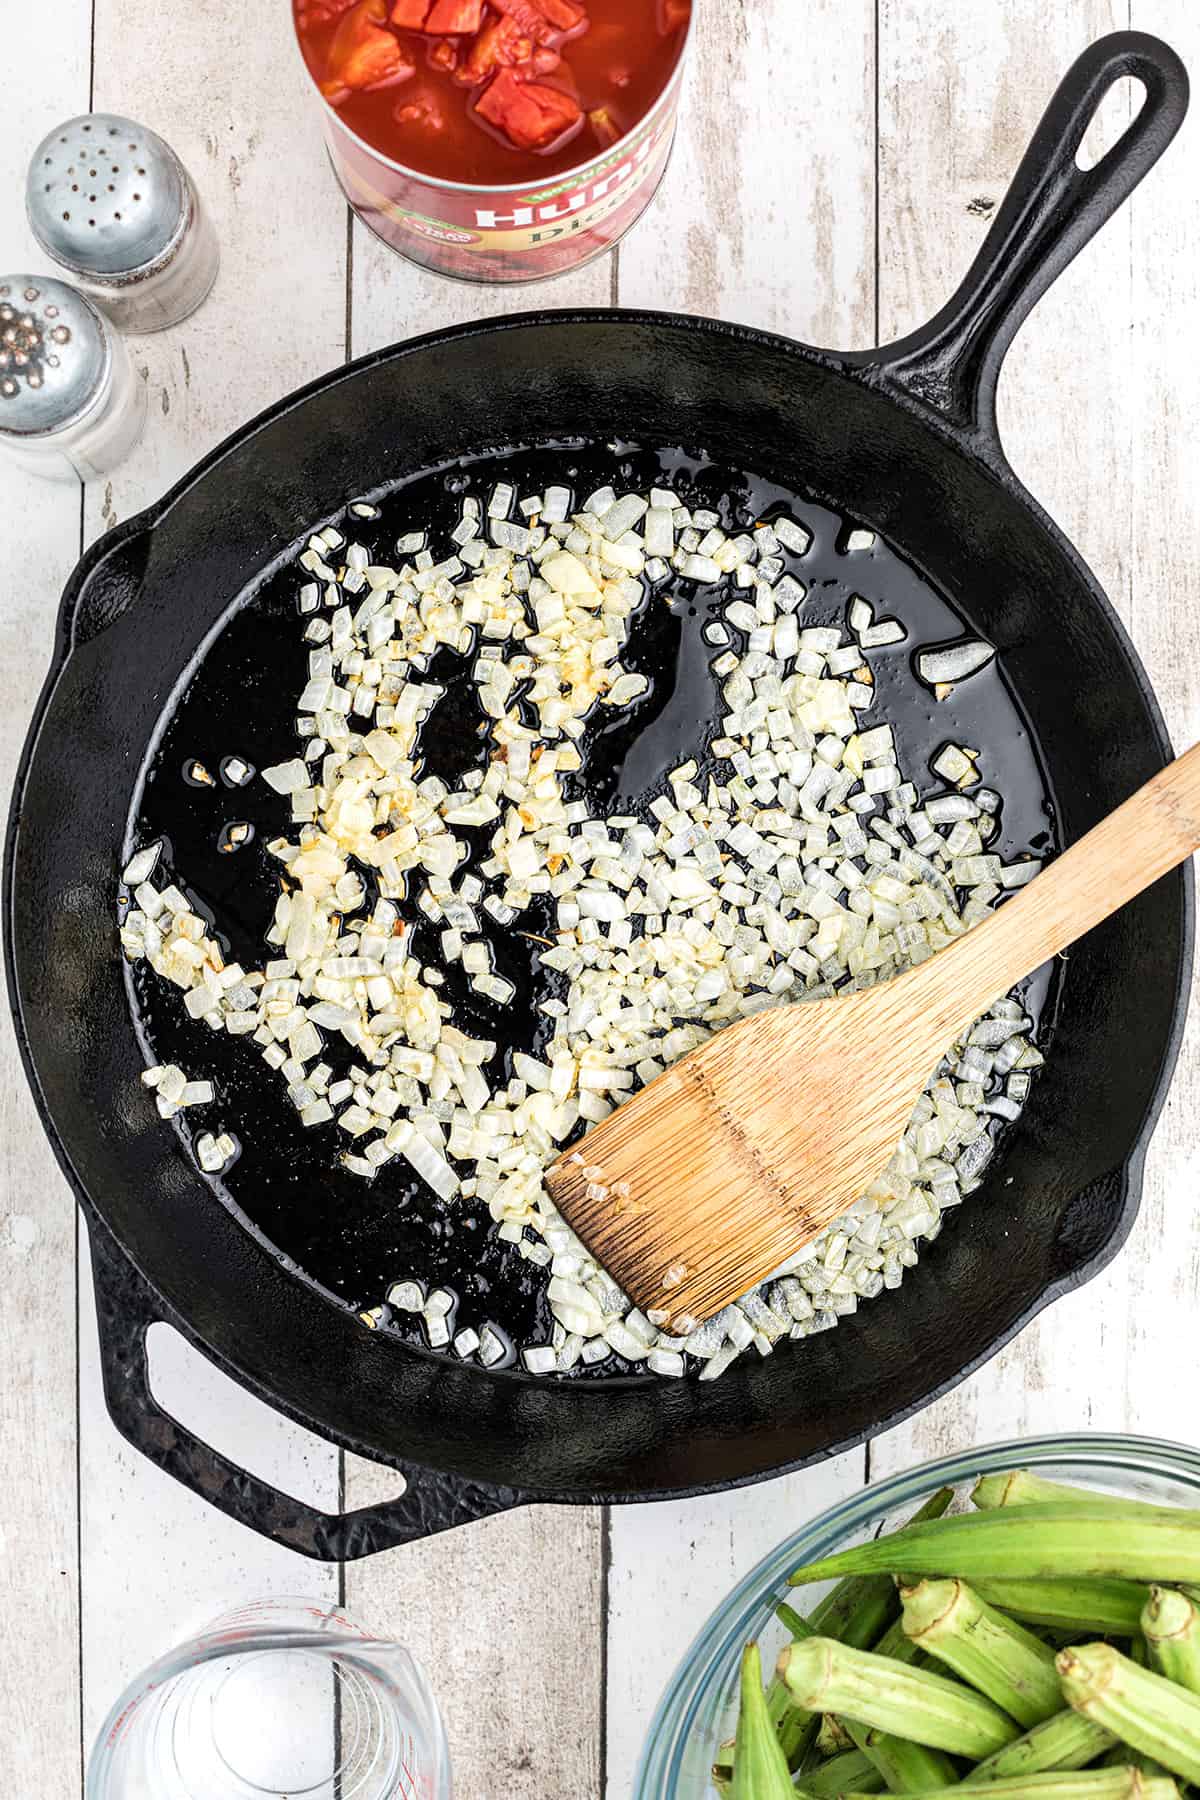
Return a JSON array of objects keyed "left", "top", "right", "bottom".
[{"left": 908, "top": 741, "right": 1200, "bottom": 1046}]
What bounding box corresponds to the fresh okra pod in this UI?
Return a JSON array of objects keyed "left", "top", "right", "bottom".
[
  {"left": 1142, "top": 1587, "right": 1200, "bottom": 1696},
  {"left": 757, "top": 1606, "right": 819, "bottom": 1770},
  {"left": 839, "top": 1774, "right": 1178, "bottom": 1800},
  {"left": 791, "top": 1486, "right": 958, "bottom": 1649},
  {"left": 818, "top": 1713, "right": 857, "bottom": 1757},
  {"left": 874, "top": 1615, "right": 930, "bottom": 1670},
  {"left": 785, "top": 1505, "right": 1200, "bottom": 1586},
  {"left": 902, "top": 1579, "right": 1064, "bottom": 1728},
  {"left": 972, "top": 1473, "right": 1148, "bottom": 1513},
  {"left": 1100, "top": 1745, "right": 1176, "bottom": 1782},
  {"left": 777, "top": 1599, "right": 810, "bottom": 1637},
  {"left": 731, "top": 1642, "right": 795, "bottom": 1799},
  {"left": 971, "top": 1579, "right": 1149, "bottom": 1639},
  {"left": 760, "top": 1484, "right": 958, "bottom": 1772},
  {"left": 779, "top": 1637, "right": 1020, "bottom": 1759},
  {"left": 1058, "top": 1642, "right": 1200, "bottom": 1786},
  {"left": 967, "top": 1710, "right": 1117, "bottom": 1782},
  {"left": 800, "top": 1747, "right": 886, "bottom": 1797},
  {"left": 846, "top": 1716, "right": 959, "bottom": 1791}
]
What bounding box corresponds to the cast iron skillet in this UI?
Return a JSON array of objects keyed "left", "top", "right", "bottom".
[{"left": 6, "top": 33, "right": 1192, "bottom": 1559}]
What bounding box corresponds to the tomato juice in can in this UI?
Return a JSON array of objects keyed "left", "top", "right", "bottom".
[{"left": 291, "top": 0, "right": 693, "bottom": 282}]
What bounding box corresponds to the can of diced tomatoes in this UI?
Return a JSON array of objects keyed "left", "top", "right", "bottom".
[{"left": 291, "top": 2, "right": 693, "bottom": 284}]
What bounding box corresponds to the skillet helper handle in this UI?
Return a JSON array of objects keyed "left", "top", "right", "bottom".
[
  {"left": 866, "top": 31, "right": 1189, "bottom": 441},
  {"left": 86, "top": 1217, "right": 526, "bottom": 1560}
]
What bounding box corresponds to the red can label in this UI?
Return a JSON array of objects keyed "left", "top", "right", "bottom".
[{"left": 323, "top": 61, "right": 684, "bottom": 282}]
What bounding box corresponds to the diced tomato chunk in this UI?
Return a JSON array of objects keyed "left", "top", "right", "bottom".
[
  {"left": 490, "top": 0, "right": 587, "bottom": 48},
  {"left": 322, "top": 0, "right": 415, "bottom": 99},
  {"left": 426, "top": 0, "right": 483, "bottom": 29},
  {"left": 391, "top": 0, "right": 481, "bottom": 28},
  {"left": 475, "top": 68, "right": 582, "bottom": 150},
  {"left": 456, "top": 13, "right": 532, "bottom": 84},
  {"left": 395, "top": 93, "right": 446, "bottom": 130},
  {"left": 297, "top": 0, "right": 358, "bottom": 26},
  {"left": 531, "top": 0, "right": 587, "bottom": 29}
]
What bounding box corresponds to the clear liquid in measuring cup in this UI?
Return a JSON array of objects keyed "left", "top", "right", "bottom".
[{"left": 85, "top": 1597, "right": 451, "bottom": 1800}]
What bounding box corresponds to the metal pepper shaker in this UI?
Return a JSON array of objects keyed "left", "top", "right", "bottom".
[
  {"left": 26, "top": 113, "right": 219, "bottom": 333},
  {"left": 0, "top": 276, "right": 146, "bottom": 482}
]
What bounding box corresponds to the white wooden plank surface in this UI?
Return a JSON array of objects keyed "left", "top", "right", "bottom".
[
  {"left": 344, "top": 114, "right": 618, "bottom": 1800},
  {"left": 2, "top": 2, "right": 1198, "bottom": 1794},
  {"left": 74, "top": 0, "right": 350, "bottom": 1758},
  {"left": 873, "top": 0, "right": 1200, "bottom": 1483},
  {"left": 605, "top": 3, "right": 879, "bottom": 1789},
  {"left": 0, "top": 10, "right": 92, "bottom": 1791}
]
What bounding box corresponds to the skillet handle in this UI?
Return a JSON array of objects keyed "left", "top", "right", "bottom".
[
  {"left": 858, "top": 31, "right": 1189, "bottom": 446},
  {"left": 86, "top": 1216, "right": 527, "bottom": 1560}
]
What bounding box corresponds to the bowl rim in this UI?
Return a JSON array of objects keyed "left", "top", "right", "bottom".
[{"left": 633, "top": 1430, "right": 1200, "bottom": 1798}]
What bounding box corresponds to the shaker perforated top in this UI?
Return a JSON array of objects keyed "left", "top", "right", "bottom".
[
  {"left": 0, "top": 277, "right": 108, "bottom": 436},
  {"left": 26, "top": 114, "right": 187, "bottom": 279}
]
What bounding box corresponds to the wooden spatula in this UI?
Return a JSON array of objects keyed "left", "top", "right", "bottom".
[{"left": 545, "top": 742, "right": 1200, "bottom": 1333}]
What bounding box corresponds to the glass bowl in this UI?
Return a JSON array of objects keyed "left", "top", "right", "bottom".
[{"left": 634, "top": 1433, "right": 1200, "bottom": 1799}]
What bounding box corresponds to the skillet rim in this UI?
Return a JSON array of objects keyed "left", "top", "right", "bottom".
[{"left": 5, "top": 306, "right": 1192, "bottom": 1505}]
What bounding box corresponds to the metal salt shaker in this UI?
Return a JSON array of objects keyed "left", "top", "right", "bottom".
[
  {"left": 26, "top": 113, "right": 219, "bottom": 333},
  {"left": 0, "top": 276, "right": 146, "bottom": 482}
]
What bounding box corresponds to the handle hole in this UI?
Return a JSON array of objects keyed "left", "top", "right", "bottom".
[
  {"left": 145, "top": 1321, "right": 409, "bottom": 1508},
  {"left": 146, "top": 1319, "right": 342, "bottom": 1510},
  {"left": 1076, "top": 75, "right": 1146, "bottom": 171}
]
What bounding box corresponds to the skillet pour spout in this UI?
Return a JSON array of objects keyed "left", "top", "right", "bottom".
[{"left": 4, "top": 32, "right": 1191, "bottom": 1558}]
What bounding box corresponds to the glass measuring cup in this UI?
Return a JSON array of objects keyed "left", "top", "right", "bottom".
[{"left": 86, "top": 1596, "right": 451, "bottom": 1799}]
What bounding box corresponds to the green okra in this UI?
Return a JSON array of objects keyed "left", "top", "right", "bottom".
[
  {"left": 712, "top": 1742, "right": 734, "bottom": 1800},
  {"left": 715, "top": 1683, "right": 815, "bottom": 1789},
  {"left": 1058, "top": 1642, "right": 1200, "bottom": 1786},
  {"left": 971, "top": 1580, "right": 1149, "bottom": 1639},
  {"left": 902, "top": 1579, "right": 1065, "bottom": 1728},
  {"left": 778, "top": 1599, "right": 813, "bottom": 1637},
  {"left": 759, "top": 1606, "right": 820, "bottom": 1770},
  {"left": 1143, "top": 1588, "right": 1200, "bottom": 1696},
  {"left": 798, "top": 1488, "right": 959, "bottom": 1650},
  {"left": 800, "top": 1748, "right": 886, "bottom": 1798},
  {"left": 876, "top": 1617, "right": 922, "bottom": 1662},
  {"left": 972, "top": 1473, "right": 1144, "bottom": 1513},
  {"left": 846, "top": 1716, "right": 958, "bottom": 1791},
  {"left": 818, "top": 1714, "right": 858, "bottom": 1757},
  {"left": 762, "top": 1485, "right": 958, "bottom": 1773},
  {"left": 875, "top": 1615, "right": 932, "bottom": 1670},
  {"left": 732, "top": 1641, "right": 795, "bottom": 1799},
  {"left": 785, "top": 1505, "right": 1200, "bottom": 1588},
  {"left": 779, "top": 1637, "right": 1020, "bottom": 1759},
  {"left": 839, "top": 1776, "right": 1178, "bottom": 1800},
  {"left": 967, "top": 1711, "right": 1118, "bottom": 1782},
  {"left": 1101, "top": 1745, "right": 1176, "bottom": 1783}
]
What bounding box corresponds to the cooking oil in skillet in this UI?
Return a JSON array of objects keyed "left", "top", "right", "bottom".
[{"left": 128, "top": 441, "right": 1058, "bottom": 1379}]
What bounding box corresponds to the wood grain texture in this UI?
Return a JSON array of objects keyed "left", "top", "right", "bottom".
[
  {"left": 873, "top": 0, "right": 1200, "bottom": 1486},
  {"left": 3, "top": 2, "right": 1199, "bottom": 1794},
  {"left": 345, "top": 1462, "right": 604, "bottom": 1800},
  {"left": 73, "top": 0, "right": 351, "bottom": 1763},
  {"left": 350, "top": 219, "right": 613, "bottom": 360},
  {"left": 0, "top": 8, "right": 92, "bottom": 1792},
  {"left": 1120, "top": 0, "right": 1200, "bottom": 1442},
  {"left": 616, "top": 0, "right": 877, "bottom": 343},
  {"left": 344, "top": 112, "right": 613, "bottom": 1800},
  {"left": 605, "top": 1, "right": 878, "bottom": 1788},
  {"left": 553, "top": 715, "right": 1200, "bottom": 1333}
]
